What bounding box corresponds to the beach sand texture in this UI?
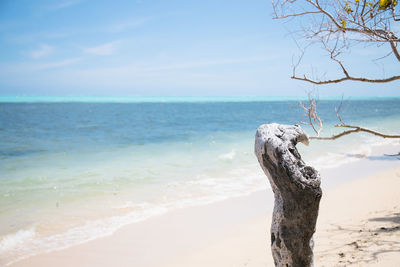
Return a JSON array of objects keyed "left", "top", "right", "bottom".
[{"left": 8, "top": 160, "right": 400, "bottom": 266}]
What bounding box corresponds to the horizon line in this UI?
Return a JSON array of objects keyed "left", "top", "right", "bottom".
[{"left": 0, "top": 95, "right": 399, "bottom": 103}]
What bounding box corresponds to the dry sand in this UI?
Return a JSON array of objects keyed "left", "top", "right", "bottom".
[
  {"left": 315, "top": 167, "right": 400, "bottom": 267},
  {"left": 8, "top": 157, "right": 400, "bottom": 266},
  {"left": 164, "top": 168, "right": 400, "bottom": 267}
]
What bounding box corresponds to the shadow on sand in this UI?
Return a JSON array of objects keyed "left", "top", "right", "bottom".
[
  {"left": 344, "top": 153, "right": 400, "bottom": 161},
  {"left": 370, "top": 212, "right": 400, "bottom": 232}
]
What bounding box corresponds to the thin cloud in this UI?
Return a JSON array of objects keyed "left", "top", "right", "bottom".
[
  {"left": 33, "top": 58, "right": 81, "bottom": 70},
  {"left": 48, "top": 0, "right": 82, "bottom": 10},
  {"left": 113, "top": 56, "right": 274, "bottom": 73},
  {"left": 107, "top": 17, "right": 153, "bottom": 33},
  {"left": 6, "top": 31, "right": 71, "bottom": 44},
  {"left": 141, "top": 56, "right": 274, "bottom": 72},
  {"left": 29, "top": 44, "right": 55, "bottom": 59},
  {"left": 3, "top": 58, "right": 81, "bottom": 73},
  {"left": 83, "top": 41, "right": 120, "bottom": 56},
  {"left": 74, "top": 56, "right": 275, "bottom": 77}
]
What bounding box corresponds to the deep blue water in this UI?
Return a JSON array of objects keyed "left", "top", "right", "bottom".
[{"left": 1, "top": 99, "right": 399, "bottom": 159}]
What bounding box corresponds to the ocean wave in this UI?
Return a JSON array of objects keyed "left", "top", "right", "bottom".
[
  {"left": 0, "top": 228, "right": 36, "bottom": 254},
  {"left": 0, "top": 205, "right": 169, "bottom": 266},
  {"left": 0, "top": 164, "right": 269, "bottom": 266},
  {"left": 307, "top": 136, "right": 399, "bottom": 171},
  {"left": 218, "top": 149, "right": 236, "bottom": 161},
  {"left": 310, "top": 145, "right": 372, "bottom": 170}
]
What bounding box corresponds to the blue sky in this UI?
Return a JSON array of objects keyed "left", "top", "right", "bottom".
[{"left": 0, "top": 0, "right": 399, "bottom": 97}]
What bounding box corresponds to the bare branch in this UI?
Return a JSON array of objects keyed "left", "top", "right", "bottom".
[
  {"left": 292, "top": 73, "right": 400, "bottom": 84},
  {"left": 273, "top": 10, "right": 322, "bottom": 19},
  {"left": 337, "top": 124, "right": 400, "bottom": 138},
  {"left": 299, "top": 92, "right": 400, "bottom": 141},
  {"left": 389, "top": 40, "right": 400, "bottom": 62},
  {"left": 299, "top": 91, "right": 323, "bottom": 136},
  {"left": 372, "top": 50, "right": 394, "bottom": 61},
  {"left": 309, "top": 127, "right": 360, "bottom": 140},
  {"left": 280, "top": 1, "right": 400, "bottom": 142},
  {"left": 334, "top": 94, "right": 345, "bottom": 125},
  {"left": 273, "top": 0, "right": 400, "bottom": 84},
  {"left": 310, "top": 124, "right": 400, "bottom": 140},
  {"left": 391, "top": 6, "right": 400, "bottom": 21}
]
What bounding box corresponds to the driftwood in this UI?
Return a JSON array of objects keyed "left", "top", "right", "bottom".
[{"left": 255, "top": 123, "right": 322, "bottom": 267}]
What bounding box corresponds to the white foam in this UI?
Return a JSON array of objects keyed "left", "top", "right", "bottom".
[
  {"left": 112, "top": 202, "right": 151, "bottom": 210},
  {"left": 0, "top": 228, "right": 36, "bottom": 254},
  {"left": 1, "top": 204, "right": 169, "bottom": 266},
  {"left": 310, "top": 145, "right": 372, "bottom": 170},
  {"left": 307, "top": 134, "right": 400, "bottom": 171},
  {"left": 218, "top": 149, "right": 236, "bottom": 160},
  {"left": 1, "top": 164, "right": 270, "bottom": 266}
]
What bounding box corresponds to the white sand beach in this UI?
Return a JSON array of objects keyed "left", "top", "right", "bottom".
[
  {"left": 2, "top": 0, "right": 400, "bottom": 265},
  {"left": 7, "top": 143, "right": 400, "bottom": 267}
]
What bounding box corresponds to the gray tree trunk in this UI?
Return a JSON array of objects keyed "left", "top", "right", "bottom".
[{"left": 254, "top": 123, "right": 322, "bottom": 267}]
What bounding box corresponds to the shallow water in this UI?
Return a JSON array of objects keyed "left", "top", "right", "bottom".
[{"left": 0, "top": 97, "right": 399, "bottom": 265}]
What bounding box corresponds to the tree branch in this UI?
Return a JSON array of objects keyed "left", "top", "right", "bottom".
[
  {"left": 299, "top": 93, "right": 323, "bottom": 136},
  {"left": 292, "top": 74, "right": 400, "bottom": 84},
  {"left": 337, "top": 124, "right": 400, "bottom": 138},
  {"left": 273, "top": 10, "right": 322, "bottom": 19},
  {"left": 300, "top": 92, "right": 400, "bottom": 140},
  {"left": 309, "top": 127, "right": 360, "bottom": 140},
  {"left": 309, "top": 124, "right": 400, "bottom": 140},
  {"left": 389, "top": 40, "right": 400, "bottom": 62},
  {"left": 274, "top": 0, "right": 400, "bottom": 84},
  {"left": 310, "top": 124, "right": 400, "bottom": 140},
  {"left": 391, "top": 6, "right": 400, "bottom": 21}
]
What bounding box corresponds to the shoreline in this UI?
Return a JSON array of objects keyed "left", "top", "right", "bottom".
[
  {"left": 2, "top": 99, "right": 400, "bottom": 266},
  {"left": 6, "top": 190, "right": 274, "bottom": 267},
  {"left": 6, "top": 142, "right": 400, "bottom": 267}
]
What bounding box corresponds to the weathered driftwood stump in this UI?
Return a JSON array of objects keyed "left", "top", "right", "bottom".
[{"left": 254, "top": 123, "right": 322, "bottom": 267}]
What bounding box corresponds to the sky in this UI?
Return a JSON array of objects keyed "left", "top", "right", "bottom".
[{"left": 0, "top": 0, "right": 399, "bottom": 97}]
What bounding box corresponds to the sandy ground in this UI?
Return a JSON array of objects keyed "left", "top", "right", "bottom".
[
  {"left": 314, "top": 167, "right": 400, "bottom": 267},
  {"left": 7, "top": 151, "right": 400, "bottom": 266},
  {"left": 163, "top": 168, "right": 400, "bottom": 267}
]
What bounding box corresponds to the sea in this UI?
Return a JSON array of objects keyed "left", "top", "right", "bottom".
[{"left": 0, "top": 96, "right": 399, "bottom": 265}]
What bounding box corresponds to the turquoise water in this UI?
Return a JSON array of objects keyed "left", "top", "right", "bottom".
[
  {"left": 1, "top": 95, "right": 399, "bottom": 103},
  {"left": 0, "top": 97, "right": 399, "bottom": 265}
]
